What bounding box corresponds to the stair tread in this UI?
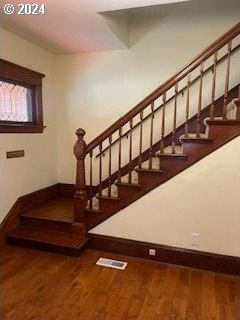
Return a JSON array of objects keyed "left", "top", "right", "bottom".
[
  {"left": 135, "top": 168, "right": 163, "bottom": 173},
  {"left": 180, "top": 136, "right": 213, "bottom": 143},
  {"left": 115, "top": 182, "right": 141, "bottom": 187},
  {"left": 7, "top": 226, "right": 87, "bottom": 248},
  {"left": 21, "top": 197, "right": 74, "bottom": 223},
  {"left": 205, "top": 119, "right": 240, "bottom": 125},
  {"left": 156, "top": 153, "right": 187, "bottom": 158},
  {"left": 96, "top": 195, "right": 121, "bottom": 201},
  {"left": 85, "top": 208, "right": 100, "bottom": 214}
]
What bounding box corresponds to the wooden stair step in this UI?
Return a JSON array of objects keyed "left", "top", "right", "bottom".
[
  {"left": 20, "top": 197, "right": 74, "bottom": 233},
  {"left": 135, "top": 168, "right": 163, "bottom": 174},
  {"left": 96, "top": 195, "right": 121, "bottom": 213},
  {"left": 115, "top": 182, "right": 141, "bottom": 188},
  {"left": 156, "top": 153, "right": 187, "bottom": 159},
  {"left": 181, "top": 136, "right": 214, "bottom": 156},
  {"left": 96, "top": 195, "right": 120, "bottom": 201},
  {"left": 6, "top": 226, "right": 88, "bottom": 256},
  {"left": 85, "top": 208, "right": 101, "bottom": 214},
  {"left": 21, "top": 197, "right": 74, "bottom": 223},
  {"left": 180, "top": 136, "right": 213, "bottom": 143},
  {"left": 115, "top": 181, "right": 142, "bottom": 201},
  {"left": 205, "top": 119, "right": 240, "bottom": 125},
  {"left": 206, "top": 118, "right": 240, "bottom": 140},
  {"left": 135, "top": 168, "right": 163, "bottom": 186}
]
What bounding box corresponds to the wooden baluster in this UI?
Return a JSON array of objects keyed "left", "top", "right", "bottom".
[
  {"left": 138, "top": 111, "right": 143, "bottom": 169},
  {"left": 185, "top": 73, "right": 191, "bottom": 137},
  {"left": 128, "top": 119, "right": 133, "bottom": 184},
  {"left": 149, "top": 102, "right": 154, "bottom": 170},
  {"left": 73, "top": 128, "right": 87, "bottom": 223},
  {"left": 160, "top": 93, "right": 166, "bottom": 153},
  {"left": 89, "top": 150, "right": 93, "bottom": 209},
  {"left": 108, "top": 135, "right": 112, "bottom": 197},
  {"left": 210, "top": 51, "right": 218, "bottom": 120},
  {"left": 223, "top": 41, "right": 232, "bottom": 119},
  {"left": 172, "top": 83, "right": 178, "bottom": 154},
  {"left": 196, "top": 62, "right": 204, "bottom": 138},
  {"left": 98, "top": 142, "right": 103, "bottom": 196},
  {"left": 118, "top": 127, "right": 122, "bottom": 183}
]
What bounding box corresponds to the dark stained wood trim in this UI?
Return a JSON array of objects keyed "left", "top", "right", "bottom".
[
  {"left": 0, "top": 59, "right": 45, "bottom": 85},
  {"left": 0, "top": 184, "right": 59, "bottom": 246},
  {"left": 7, "top": 236, "right": 87, "bottom": 257},
  {"left": 58, "top": 183, "right": 75, "bottom": 197},
  {"left": 0, "top": 58, "right": 45, "bottom": 133},
  {"left": 0, "top": 124, "right": 46, "bottom": 133},
  {"left": 88, "top": 234, "right": 240, "bottom": 275},
  {"left": 86, "top": 22, "right": 240, "bottom": 153}
]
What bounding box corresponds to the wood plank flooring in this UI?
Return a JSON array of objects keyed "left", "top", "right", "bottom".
[{"left": 1, "top": 245, "right": 239, "bottom": 320}]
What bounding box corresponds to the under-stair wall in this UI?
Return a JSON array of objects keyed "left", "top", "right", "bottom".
[{"left": 90, "top": 135, "right": 240, "bottom": 257}]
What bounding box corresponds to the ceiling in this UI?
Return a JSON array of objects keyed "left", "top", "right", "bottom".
[{"left": 1, "top": 0, "right": 190, "bottom": 53}]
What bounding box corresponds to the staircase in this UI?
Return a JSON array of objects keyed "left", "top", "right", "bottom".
[{"left": 6, "top": 23, "right": 240, "bottom": 256}]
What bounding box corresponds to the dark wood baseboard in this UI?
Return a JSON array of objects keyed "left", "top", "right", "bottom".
[
  {"left": 88, "top": 233, "right": 240, "bottom": 276},
  {"left": 58, "top": 183, "right": 75, "bottom": 197},
  {"left": 0, "top": 184, "right": 59, "bottom": 246}
]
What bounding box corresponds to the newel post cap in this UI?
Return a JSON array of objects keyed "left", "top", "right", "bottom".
[
  {"left": 75, "top": 128, "right": 86, "bottom": 139},
  {"left": 74, "top": 128, "right": 87, "bottom": 160}
]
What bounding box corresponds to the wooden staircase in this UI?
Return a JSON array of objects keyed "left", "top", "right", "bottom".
[{"left": 6, "top": 23, "right": 240, "bottom": 256}]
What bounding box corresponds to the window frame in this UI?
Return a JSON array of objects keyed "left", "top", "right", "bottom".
[{"left": 0, "top": 58, "right": 46, "bottom": 133}]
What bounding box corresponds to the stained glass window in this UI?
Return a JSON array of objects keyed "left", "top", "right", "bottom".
[
  {"left": 0, "top": 80, "right": 33, "bottom": 122},
  {"left": 0, "top": 58, "right": 45, "bottom": 133}
]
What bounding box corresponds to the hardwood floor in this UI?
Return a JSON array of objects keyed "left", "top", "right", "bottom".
[{"left": 1, "top": 245, "right": 239, "bottom": 320}]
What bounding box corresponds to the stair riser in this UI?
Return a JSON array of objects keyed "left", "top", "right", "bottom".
[
  {"left": 137, "top": 171, "right": 163, "bottom": 187},
  {"left": 20, "top": 216, "right": 72, "bottom": 233},
  {"left": 117, "top": 186, "right": 142, "bottom": 200},
  {"left": 98, "top": 199, "right": 120, "bottom": 213},
  {"left": 159, "top": 157, "right": 188, "bottom": 173},
  {"left": 7, "top": 236, "right": 86, "bottom": 256},
  {"left": 182, "top": 142, "right": 214, "bottom": 157},
  {"left": 208, "top": 123, "right": 240, "bottom": 140}
]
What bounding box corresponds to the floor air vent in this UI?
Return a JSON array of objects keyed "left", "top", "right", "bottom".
[{"left": 96, "top": 258, "right": 127, "bottom": 270}]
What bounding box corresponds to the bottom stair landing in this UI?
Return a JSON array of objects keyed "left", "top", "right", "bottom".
[{"left": 6, "top": 197, "right": 88, "bottom": 256}]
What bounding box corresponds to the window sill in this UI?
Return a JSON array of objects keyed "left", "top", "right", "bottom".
[{"left": 0, "top": 124, "right": 46, "bottom": 133}]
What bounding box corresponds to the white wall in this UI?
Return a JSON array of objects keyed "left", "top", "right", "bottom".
[
  {"left": 91, "top": 136, "right": 240, "bottom": 257},
  {"left": 55, "top": 0, "right": 240, "bottom": 183},
  {"left": 0, "top": 28, "right": 58, "bottom": 223}
]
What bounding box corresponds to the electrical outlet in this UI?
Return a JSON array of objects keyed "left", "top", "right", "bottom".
[
  {"left": 191, "top": 233, "right": 200, "bottom": 246},
  {"left": 149, "top": 249, "right": 156, "bottom": 256}
]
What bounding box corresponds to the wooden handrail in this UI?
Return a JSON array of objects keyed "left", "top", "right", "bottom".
[
  {"left": 95, "top": 43, "right": 240, "bottom": 157},
  {"left": 86, "top": 22, "right": 240, "bottom": 154}
]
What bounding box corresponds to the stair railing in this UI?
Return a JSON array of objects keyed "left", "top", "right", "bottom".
[{"left": 73, "top": 22, "right": 240, "bottom": 223}]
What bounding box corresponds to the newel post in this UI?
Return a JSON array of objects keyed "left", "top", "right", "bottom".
[{"left": 73, "top": 128, "right": 87, "bottom": 223}]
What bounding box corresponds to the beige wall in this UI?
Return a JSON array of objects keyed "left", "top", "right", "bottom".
[
  {"left": 0, "top": 28, "right": 58, "bottom": 223},
  {"left": 55, "top": 0, "right": 240, "bottom": 183},
  {"left": 91, "top": 136, "right": 240, "bottom": 257}
]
